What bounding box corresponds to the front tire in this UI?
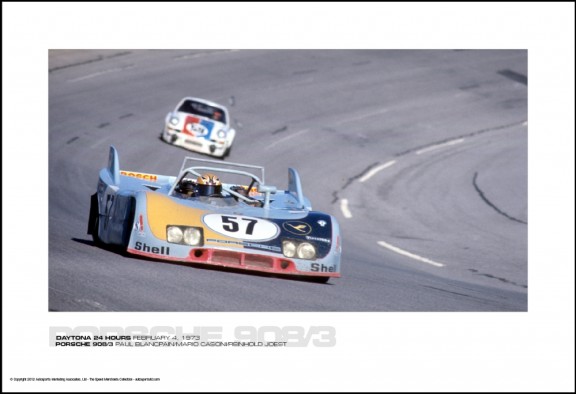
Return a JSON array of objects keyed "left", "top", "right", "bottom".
[
  {"left": 223, "top": 145, "right": 232, "bottom": 158},
  {"left": 300, "top": 276, "right": 330, "bottom": 284},
  {"left": 91, "top": 215, "right": 102, "bottom": 245},
  {"left": 87, "top": 193, "right": 101, "bottom": 245}
]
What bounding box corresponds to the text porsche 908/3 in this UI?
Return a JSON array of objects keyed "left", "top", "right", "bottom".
[
  {"left": 87, "top": 146, "right": 342, "bottom": 283},
  {"left": 160, "top": 97, "right": 235, "bottom": 158}
]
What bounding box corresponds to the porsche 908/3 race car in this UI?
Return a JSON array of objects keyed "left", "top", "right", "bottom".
[
  {"left": 87, "top": 146, "right": 342, "bottom": 283},
  {"left": 160, "top": 97, "right": 236, "bottom": 158}
]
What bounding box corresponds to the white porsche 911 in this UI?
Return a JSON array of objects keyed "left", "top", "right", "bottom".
[{"left": 161, "top": 97, "right": 236, "bottom": 158}]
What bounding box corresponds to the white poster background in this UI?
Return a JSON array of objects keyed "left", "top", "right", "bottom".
[{"left": 3, "top": 2, "right": 574, "bottom": 392}]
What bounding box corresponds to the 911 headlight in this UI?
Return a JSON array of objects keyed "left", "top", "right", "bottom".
[
  {"left": 169, "top": 116, "right": 179, "bottom": 125},
  {"left": 217, "top": 130, "right": 227, "bottom": 139},
  {"left": 167, "top": 226, "right": 183, "bottom": 243},
  {"left": 282, "top": 240, "right": 297, "bottom": 258},
  {"left": 183, "top": 227, "right": 202, "bottom": 246},
  {"left": 297, "top": 242, "right": 316, "bottom": 260}
]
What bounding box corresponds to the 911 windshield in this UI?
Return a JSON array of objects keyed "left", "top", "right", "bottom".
[{"left": 178, "top": 100, "right": 226, "bottom": 123}]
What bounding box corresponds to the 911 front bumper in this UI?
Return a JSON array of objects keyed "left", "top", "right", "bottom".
[{"left": 162, "top": 128, "right": 227, "bottom": 157}]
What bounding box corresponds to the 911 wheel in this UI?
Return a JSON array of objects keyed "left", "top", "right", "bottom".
[{"left": 223, "top": 145, "right": 232, "bottom": 158}]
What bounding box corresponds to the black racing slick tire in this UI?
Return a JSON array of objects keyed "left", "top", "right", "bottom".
[
  {"left": 223, "top": 145, "right": 232, "bottom": 159},
  {"left": 87, "top": 193, "right": 101, "bottom": 245},
  {"left": 92, "top": 216, "right": 102, "bottom": 245},
  {"left": 299, "top": 276, "right": 330, "bottom": 284}
]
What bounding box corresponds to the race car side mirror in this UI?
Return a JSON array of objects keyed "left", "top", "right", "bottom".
[{"left": 258, "top": 185, "right": 277, "bottom": 209}]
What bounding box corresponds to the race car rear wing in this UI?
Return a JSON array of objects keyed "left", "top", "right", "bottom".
[
  {"left": 104, "top": 145, "right": 121, "bottom": 186},
  {"left": 288, "top": 167, "right": 310, "bottom": 210}
]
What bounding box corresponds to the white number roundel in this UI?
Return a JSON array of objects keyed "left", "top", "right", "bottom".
[{"left": 203, "top": 214, "right": 279, "bottom": 241}]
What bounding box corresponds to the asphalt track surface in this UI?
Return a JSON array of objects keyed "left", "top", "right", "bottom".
[{"left": 49, "top": 50, "right": 527, "bottom": 311}]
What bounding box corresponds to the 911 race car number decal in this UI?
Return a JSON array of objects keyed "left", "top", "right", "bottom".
[
  {"left": 203, "top": 214, "right": 279, "bottom": 241},
  {"left": 186, "top": 123, "right": 206, "bottom": 135}
]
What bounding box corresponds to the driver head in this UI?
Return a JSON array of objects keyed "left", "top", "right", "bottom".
[{"left": 196, "top": 173, "right": 222, "bottom": 196}]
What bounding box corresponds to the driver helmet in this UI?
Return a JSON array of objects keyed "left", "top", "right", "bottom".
[
  {"left": 179, "top": 178, "right": 196, "bottom": 196},
  {"left": 196, "top": 173, "right": 222, "bottom": 196}
]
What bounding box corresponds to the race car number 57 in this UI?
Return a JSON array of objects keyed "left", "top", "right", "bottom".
[{"left": 203, "top": 214, "right": 279, "bottom": 241}]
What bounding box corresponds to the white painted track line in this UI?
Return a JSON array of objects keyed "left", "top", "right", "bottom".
[
  {"left": 378, "top": 240, "right": 445, "bottom": 267},
  {"left": 416, "top": 138, "right": 464, "bottom": 155},
  {"left": 359, "top": 160, "right": 396, "bottom": 183},
  {"left": 334, "top": 107, "right": 390, "bottom": 126},
  {"left": 340, "top": 198, "right": 352, "bottom": 218},
  {"left": 68, "top": 65, "right": 134, "bottom": 82}
]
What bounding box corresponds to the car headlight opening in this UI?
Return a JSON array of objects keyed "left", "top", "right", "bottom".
[
  {"left": 282, "top": 240, "right": 317, "bottom": 260},
  {"left": 169, "top": 116, "right": 179, "bottom": 125},
  {"left": 183, "top": 227, "right": 202, "bottom": 246},
  {"left": 282, "top": 240, "right": 297, "bottom": 258},
  {"left": 167, "top": 225, "right": 204, "bottom": 246},
  {"left": 217, "top": 130, "right": 227, "bottom": 139},
  {"left": 167, "top": 226, "right": 183, "bottom": 243},
  {"left": 297, "top": 242, "right": 316, "bottom": 260}
]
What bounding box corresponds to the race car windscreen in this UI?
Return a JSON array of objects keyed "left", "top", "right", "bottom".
[{"left": 178, "top": 100, "right": 226, "bottom": 123}]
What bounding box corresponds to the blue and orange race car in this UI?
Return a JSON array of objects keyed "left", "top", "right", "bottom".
[
  {"left": 161, "top": 97, "right": 236, "bottom": 158},
  {"left": 88, "top": 147, "right": 342, "bottom": 283}
]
